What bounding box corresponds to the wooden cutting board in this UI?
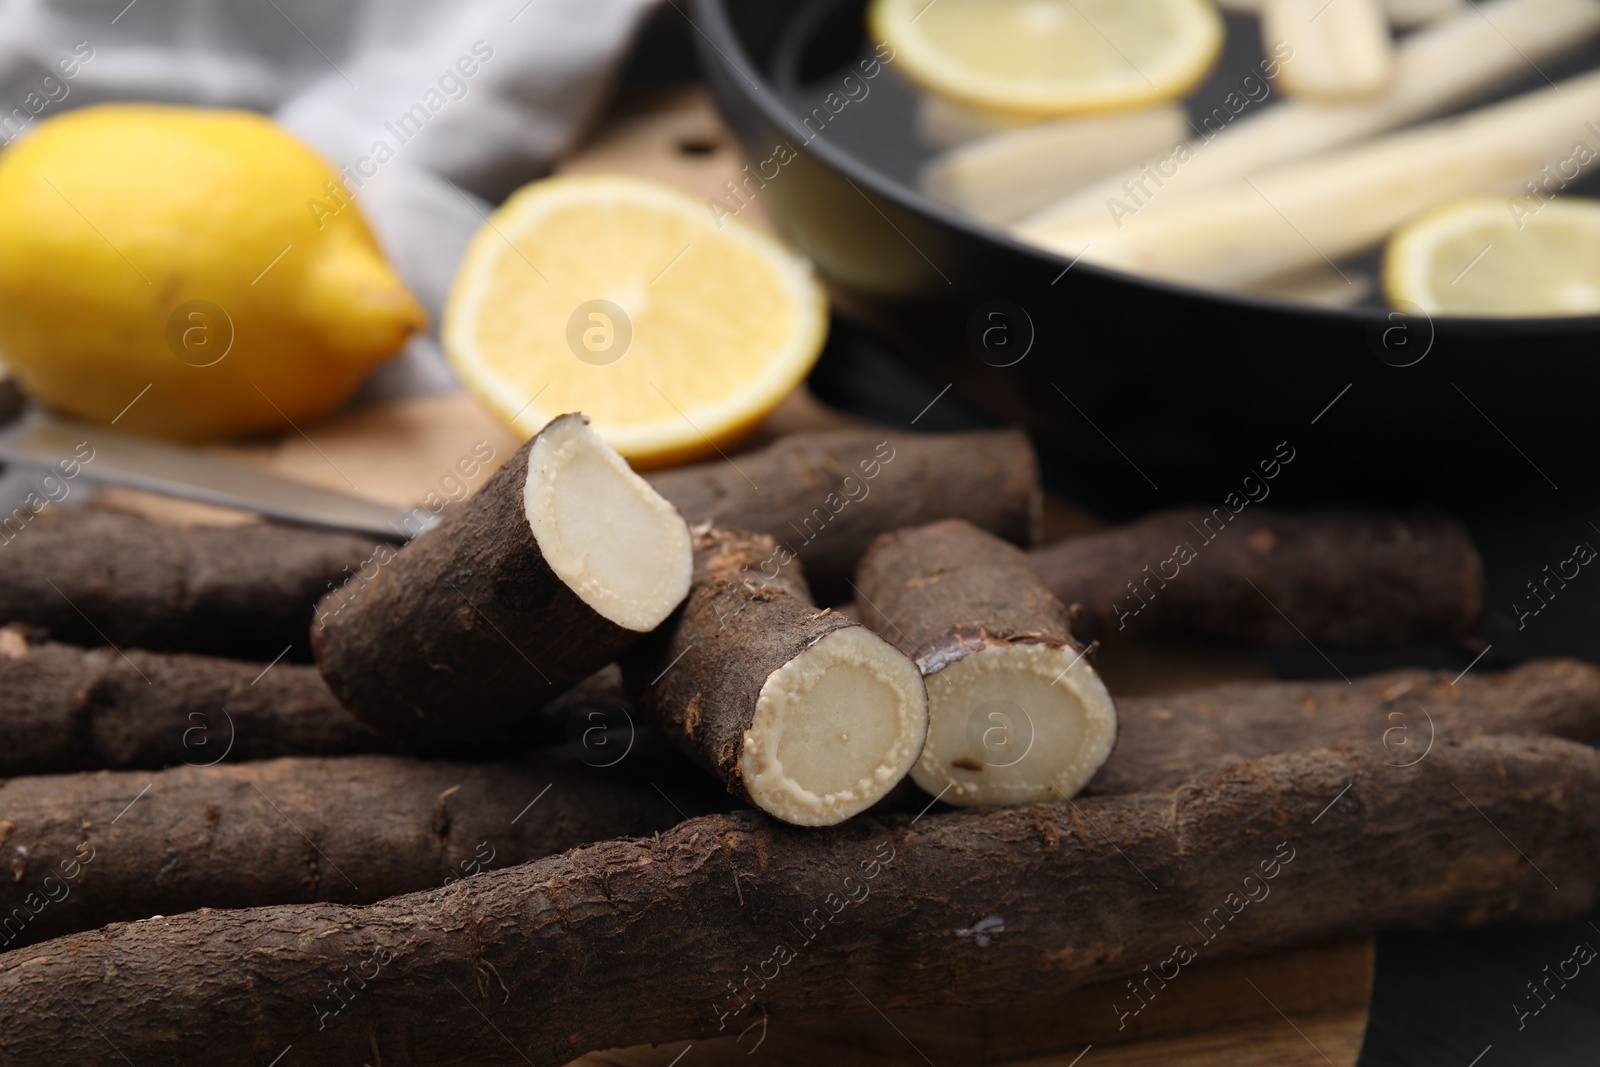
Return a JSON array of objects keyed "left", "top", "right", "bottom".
[
  {"left": 579, "top": 939, "right": 1372, "bottom": 1067},
  {"left": 90, "top": 85, "right": 1375, "bottom": 1067}
]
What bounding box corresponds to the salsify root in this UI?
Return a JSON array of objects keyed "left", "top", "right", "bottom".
[
  {"left": 626, "top": 526, "right": 927, "bottom": 826},
  {"left": 1029, "top": 507, "right": 1483, "bottom": 648},
  {"left": 0, "top": 740, "right": 722, "bottom": 952},
  {"left": 0, "top": 626, "right": 393, "bottom": 774},
  {"left": 856, "top": 519, "right": 1117, "bottom": 806},
  {"left": 0, "top": 507, "right": 376, "bottom": 661},
  {"left": 1, "top": 735, "right": 1593, "bottom": 1064},
  {"left": 314, "top": 414, "right": 693, "bottom": 753}
]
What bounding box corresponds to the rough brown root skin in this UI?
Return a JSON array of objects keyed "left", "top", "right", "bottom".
[
  {"left": 2, "top": 735, "right": 1594, "bottom": 1065},
  {"left": 647, "top": 427, "right": 1043, "bottom": 603},
  {"left": 313, "top": 415, "right": 692, "bottom": 753},
  {"left": 1030, "top": 508, "right": 1484, "bottom": 648},
  {"left": 0, "top": 741, "right": 721, "bottom": 952},
  {"left": 627, "top": 527, "right": 927, "bottom": 826},
  {"left": 0, "top": 508, "right": 375, "bottom": 661},
  {"left": 855, "top": 519, "right": 1116, "bottom": 806},
  {"left": 0, "top": 627, "right": 397, "bottom": 774},
  {"left": 1094, "top": 657, "right": 1600, "bottom": 795}
]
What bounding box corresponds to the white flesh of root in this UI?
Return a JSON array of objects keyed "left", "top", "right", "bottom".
[
  {"left": 911, "top": 642, "right": 1117, "bottom": 807},
  {"left": 524, "top": 415, "right": 693, "bottom": 633},
  {"left": 742, "top": 626, "right": 930, "bottom": 827}
]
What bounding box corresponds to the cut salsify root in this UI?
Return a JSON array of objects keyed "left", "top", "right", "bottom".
[
  {"left": 627, "top": 526, "right": 927, "bottom": 826},
  {"left": 314, "top": 414, "right": 692, "bottom": 752},
  {"left": 856, "top": 519, "right": 1117, "bottom": 806}
]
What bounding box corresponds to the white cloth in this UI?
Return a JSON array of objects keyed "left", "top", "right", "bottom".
[{"left": 0, "top": 0, "right": 659, "bottom": 400}]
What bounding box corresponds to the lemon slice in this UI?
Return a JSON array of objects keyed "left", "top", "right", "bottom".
[
  {"left": 1383, "top": 196, "right": 1600, "bottom": 317},
  {"left": 444, "top": 174, "right": 828, "bottom": 467},
  {"left": 870, "top": 0, "right": 1224, "bottom": 116}
]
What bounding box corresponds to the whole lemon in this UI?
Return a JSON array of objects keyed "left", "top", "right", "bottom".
[{"left": 0, "top": 104, "right": 425, "bottom": 441}]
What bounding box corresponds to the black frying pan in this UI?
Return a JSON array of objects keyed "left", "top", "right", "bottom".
[{"left": 688, "top": 0, "right": 1599, "bottom": 513}]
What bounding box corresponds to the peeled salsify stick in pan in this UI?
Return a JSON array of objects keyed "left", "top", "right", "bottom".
[
  {"left": 921, "top": 104, "right": 1190, "bottom": 225},
  {"left": 1022, "top": 68, "right": 1600, "bottom": 290},
  {"left": 1220, "top": 0, "right": 1463, "bottom": 27},
  {"left": 1263, "top": 0, "right": 1395, "bottom": 102},
  {"left": 1381, "top": 0, "right": 1464, "bottom": 26},
  {"left": 915, "top": 93, "right": 1041, "bottom": 149},
  {"left": 1021, "top": 0, "right": 1600, "bottom": 232},
  {"left": 854, "top": 519, "right": 1117, "bottom": 807}
]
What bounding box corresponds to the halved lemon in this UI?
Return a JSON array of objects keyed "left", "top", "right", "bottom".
[
  {"left": 870, "top": 0, "right": 1225, "bottom": 116},
  {"left": 444, "top": 174, "right": 829, "bottom": 467},
  {"left": 1383, "top": 196, "right": 1600, "bottom": 317}
]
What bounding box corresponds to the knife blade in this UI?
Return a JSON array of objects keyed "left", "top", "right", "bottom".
[{"left": 0, "top": 395, "right": 433, "bottom": 540}]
